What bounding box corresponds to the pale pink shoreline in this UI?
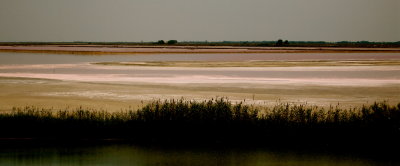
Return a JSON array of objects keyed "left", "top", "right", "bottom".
[
  {"left": 1, "top": 62, "right": 399, "bottom": 86},
  {"left": 1, "top": 73, "right": 399, "bottom": 86}
]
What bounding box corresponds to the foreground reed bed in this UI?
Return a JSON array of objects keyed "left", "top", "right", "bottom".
[{"left": 0, "top": 98, "right": 399, "bottom": 149}]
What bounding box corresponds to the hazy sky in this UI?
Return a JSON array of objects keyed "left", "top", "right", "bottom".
[{"left": 0, "top": 0, "right": 399, "bottom": 42}]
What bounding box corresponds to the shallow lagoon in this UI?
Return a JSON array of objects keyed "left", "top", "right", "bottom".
[
  {"left": 1, "top": 52, "right": 400, "bottom": 64},
  {"left": 0, "top": 52, "right": 399, "bottom": 110},
  {"left": 0, "top": 52, "right": 399, "bottom": 165}
]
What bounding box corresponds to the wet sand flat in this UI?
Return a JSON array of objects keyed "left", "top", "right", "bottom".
[
  {"left": 0, "top": 63, "right": 399, "bottom": 86},
  {"left": 0, "top": 63, "right": 399, "bottom": 111},
  {"left": 0, "top": 52, "right": 399, "bottom": 111},
  {"left": 0, "top": 77, "right": 399, "bottom": 112}
]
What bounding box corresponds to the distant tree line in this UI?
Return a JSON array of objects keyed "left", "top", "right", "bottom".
[
  {"left": 157, "top": 40, "right": 178, "bottom": 45},
  {"left": 275, "top": 39, "right": 289, "bottom": 46},
  {"left": 1, "top": 40, "right": 399, "bottom": 48},
  {"left": 174, "top": 40, "right": 400, "bottom": 48}
]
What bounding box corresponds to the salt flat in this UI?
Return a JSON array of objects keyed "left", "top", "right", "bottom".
[{"left": 0, "top": 52, "right": 399, "bottom": 111}]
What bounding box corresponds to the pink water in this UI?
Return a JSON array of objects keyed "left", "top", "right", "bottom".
[{"left": 0, "top": 52, "right": 399, "bottom": 86}]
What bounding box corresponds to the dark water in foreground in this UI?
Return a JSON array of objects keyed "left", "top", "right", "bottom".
[{"left": 0, "top": 143, "right": 397, "bottom": 166}]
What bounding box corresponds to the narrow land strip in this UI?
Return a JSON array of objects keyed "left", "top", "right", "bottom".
[
  {"left": 94, "top": 60, "right": 400, "bottom": 67},
  {"left": 1, "top": 45, "right": 400, "bottom": 54}
]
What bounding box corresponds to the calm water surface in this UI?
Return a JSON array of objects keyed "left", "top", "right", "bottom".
[
  {"left": 1, "top": 52, "right": 400, "bottom": 64},
  {"left": 0, "top": 52, "right": 400, "bottom": 85},
  {"left": 0, "top": 144, "right": 396, "bottom": 166}
]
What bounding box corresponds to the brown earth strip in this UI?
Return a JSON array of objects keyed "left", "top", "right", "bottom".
[{"left": 94, "top": 60, "right": 400, "bottom": 67}]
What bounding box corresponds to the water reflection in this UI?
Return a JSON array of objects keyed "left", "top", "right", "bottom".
[{"left": 0, "top": 144, "right": 394, "bottom": 166}]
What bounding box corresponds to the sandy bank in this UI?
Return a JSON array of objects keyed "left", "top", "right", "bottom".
[{"left": 0, "top": 77, "right": 398, "bottom": 112}]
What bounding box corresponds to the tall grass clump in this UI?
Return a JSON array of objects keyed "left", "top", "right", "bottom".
[{"left": 0, "top": 98, "right": 399, "bottom": 149}]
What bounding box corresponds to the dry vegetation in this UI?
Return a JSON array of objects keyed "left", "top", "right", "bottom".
[{"left": 0, "top": 98, "right": 399, "bottom": 150}]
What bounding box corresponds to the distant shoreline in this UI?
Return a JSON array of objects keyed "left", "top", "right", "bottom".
[
  {"left": 94, "top": 60, "right": 400, "bottom": 67},
  {"left": 1, "top": 45, "right": 400, "bottom": 55}
]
